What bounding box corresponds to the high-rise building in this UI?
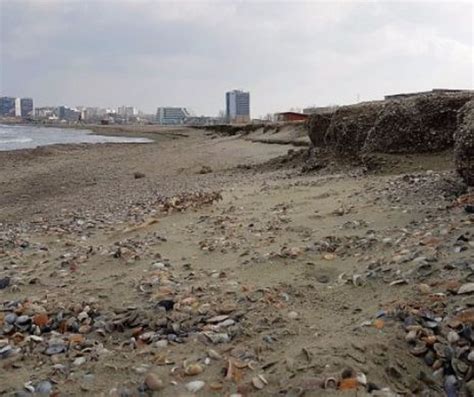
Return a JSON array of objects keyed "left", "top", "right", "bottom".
[
  {"left": 0, "top": 97, "right": 16, "bottom": 116},
  {"left": 20, "top": 98, "right": 33, "bottom": 117},
  {"left": 225, "top": 90, "right": 250, "bottom": 123},
  {"left": 156, "top": 107, "right": 189, "bottom": 124},
  {"left": 58, "top": 106, "right": 81, "bottom": 122},
  {"left": 117, "top": 106, "right": 137, "bottom": 118}
]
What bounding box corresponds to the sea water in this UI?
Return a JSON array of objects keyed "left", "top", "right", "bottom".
[{"left": 0, "top": 124, "right": 152, "bottom": 151}]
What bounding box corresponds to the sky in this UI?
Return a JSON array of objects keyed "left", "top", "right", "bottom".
[{"left": 0, "top": 0, "right": 473, "bottom": 117}]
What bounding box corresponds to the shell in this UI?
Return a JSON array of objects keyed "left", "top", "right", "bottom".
[
  {"left": 185, "top": 380, "right": 205, "bottom": 393},
  {"left": 458, "top": 283, "right": 474, "bottom": 295},
  {"left": 184, "top": 363, "right": 203, "bottom": 376},
  {"left": 410, "top": 341, "right": 428, "bottom": 356}
]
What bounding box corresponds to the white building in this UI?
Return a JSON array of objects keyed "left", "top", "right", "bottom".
[
  {"left": 117, "top": 106, "right": 137, "bottom": 118},
  {"left": 226, "top": 90, "right": 250, "bottom": 123},
  {"left": 156, "top": 107, "right": 189, "bottom": 124},
  {"left": 14, "top": 98, "right": 21, "bottom": 117}
]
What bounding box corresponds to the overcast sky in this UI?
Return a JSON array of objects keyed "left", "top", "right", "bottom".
[{"left": 1, "top": 0, "right": 473, "bottom": 117}]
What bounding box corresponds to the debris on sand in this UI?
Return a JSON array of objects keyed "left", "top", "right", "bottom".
[
  {"left": 364, "top": 92, "right": 472, "bottom": 153},
  {"left": 306, "top": 91, "right": 473, "bottom": 160}
]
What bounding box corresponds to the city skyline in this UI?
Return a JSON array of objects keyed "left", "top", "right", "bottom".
[{"left": 1, "top": 1, "right": 473, "bottom": 116}]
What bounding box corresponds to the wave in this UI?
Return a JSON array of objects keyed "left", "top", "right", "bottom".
[{"left": 0, "top": 137, "right": 34, "bottom": 144}]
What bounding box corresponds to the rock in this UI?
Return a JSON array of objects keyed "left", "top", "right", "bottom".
[
  {"left": 144, "top": 373, "right": 164, "bottom": 391},
  {"left": 185, "top": 380, "right": 205, "bottom": 393}
]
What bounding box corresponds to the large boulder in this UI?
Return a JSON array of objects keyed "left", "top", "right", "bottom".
[
  {"left": 363, "top": 92, "right": 473, "bottom": 153},
  {"left": 325, "top": 102, "right": 382, "bottom": 156},
  {"left": 454, "top": 99, "right": 474, "bottom": 186}
]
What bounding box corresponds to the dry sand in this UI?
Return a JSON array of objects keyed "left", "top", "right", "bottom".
[{"left": 0, "top": 125, "right": 473, "bottom": 396}]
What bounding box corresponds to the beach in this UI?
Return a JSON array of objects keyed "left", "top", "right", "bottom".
[{"left": 0, "top": 125, "right": 473, "bottom": 396}]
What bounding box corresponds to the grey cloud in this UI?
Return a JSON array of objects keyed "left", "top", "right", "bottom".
[{"left": 1, "top": 0, "right": 472, "bottom": 117}]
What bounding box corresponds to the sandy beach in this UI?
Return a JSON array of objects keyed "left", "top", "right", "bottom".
[{"left": 1, "top": 125, "right": 473, "bottom": 396}]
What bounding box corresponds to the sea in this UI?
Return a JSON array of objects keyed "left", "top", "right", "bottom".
[{"left": 0, "top": 124, "right": 152, "bottom": 151}]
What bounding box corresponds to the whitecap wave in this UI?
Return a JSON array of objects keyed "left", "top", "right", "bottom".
[{"left": 0, "top": 138, "right": 33, "bottom": 143}]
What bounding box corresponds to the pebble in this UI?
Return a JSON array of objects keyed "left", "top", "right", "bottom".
[
  {"left": 144, "top": 373, "right": 164, "bottom": 391},
  {"left": 185, "top": 380, "right": 205, "bottom": 393}
]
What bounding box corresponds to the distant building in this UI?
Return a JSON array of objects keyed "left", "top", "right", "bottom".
[
  {"left": 83, "top": 107, "right": 107, "bottom": 122},
  {"left": 0, "top": 97, "right": 16, "bottom": 116},
  {"left": 15, "top": 98, "right": 21, "bottom": 117},
  {"left": 20, "top": 98, "right": 33, "bottom": 117},
  {"left": 156, "top": 107, "right": 189, "bottom": 124},
  {"left": 117, "top": 106, "right": 137, "bottom": 118},
  {"left": 58, "top": 106, "right": 81, "bottom": 122},
  {"left": 226, "top": 90, "right": 250, "bottom": 123},
  {"left": 275, "top": 112, "right": 309, "bottom": 122},
  {"left": 35, "top": 107, "right": 57, "bottom": 119}
]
